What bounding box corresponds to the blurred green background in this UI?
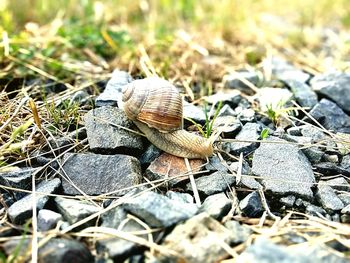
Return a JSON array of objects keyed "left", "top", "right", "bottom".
[{"left": 1, "top": 0, "right": 350, "bottom": 79}]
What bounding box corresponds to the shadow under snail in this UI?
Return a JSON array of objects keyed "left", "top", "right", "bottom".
[{"left": 121, "top": 77, "right": 215, "bottom": 159}]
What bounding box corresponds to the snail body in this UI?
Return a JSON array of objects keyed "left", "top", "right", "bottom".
[{"left": 122, "top": 77, "right": 214, "bottom": 159}]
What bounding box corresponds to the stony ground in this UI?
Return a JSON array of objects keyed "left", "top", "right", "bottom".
[{"left": 1, "top": 57, "right": 350, "bottom": 262}]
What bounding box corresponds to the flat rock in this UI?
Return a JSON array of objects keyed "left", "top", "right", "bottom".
[
  {"left": 311, "top": 72, "right": 350, "bottom": 112},
  {"left": 185, "top": 171, "right": 235, "bottom": 196},
  {"left": 221, "top": 122, "right": 262, "bottom": 155},
  {"left": 60, "top": 153, "right": 142, "bottom": 195},
  {"left": 2, "top": 238, "right": 94, "bottom": 263},
  {"left": 252, "top": 137, "right": 315, "bottom": 199},
  {"left": 145, "top": 153, "right": 204, "bottom": 187},
  {"left": 157, "top": 213, "right": 237, "bottom": 263},
  {"left": 308, "top": 99, "right": 350, "bottom": 133},
  {"left": 239, "top": 191, "right": 264, "bottom": 217},
  {"left": 284, "top": 79, "right": 318, "bottom": 108},
  {"left": 316, "top": 182, "right": 344, "bottom": 212},
  {"left": 84, "top": 106, "right": 143, "bottom": 155},
  {"left": 122, "top": 191, "right": 198, "bottom": 228},
  {"left": 54, "top": 197, "right": 101, "bottom": 225},
  {"left": 95, "top": 70, "right": 133, "bottom": 107},
  {"left": 198, "top": 193, "right": 232, "bottom": 220},
  {"left": 8, "top": 178, "right": 61, "bottom": 224},
  {"left": 38, "top": 209, "right": 63, "bottom": 231}
]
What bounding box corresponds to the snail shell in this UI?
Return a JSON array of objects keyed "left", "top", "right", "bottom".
[
  {"left": 122, "top": 77, "right": 183, "bottom": 132},
  {"left": 121, "top": 77, "right": 214, "bottom": 159}
]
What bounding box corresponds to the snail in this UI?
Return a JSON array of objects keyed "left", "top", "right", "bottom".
[{"left": 121, "top": 77, "right": 214, "bottom": 159}]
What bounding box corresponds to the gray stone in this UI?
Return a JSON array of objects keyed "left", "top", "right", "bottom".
[
  {"left": 0, "top": 167, "right": 35, "bottom": 190},
  {"left": 157, "top": 213, "right": 237, "bottom": 263},
  {"left": 37, "top": 209, "right": 62, "bottom": 231},
  {"left": 305, "top": 204, "right": 327, "bottom": 217},
  {"left": 316, "top": 182, "right": 344, "bottom": 212},
  {"left": 300, "top": 125, "right": 327, "bottom": 141},
  {"left": 198, "top": 193, "right": 232, "bottom": 220},
  {"left": 314, "top": 162, "right": 350, "bottom": 176},
  {"left": 224, "top": 220, "right": 253, "bottom": 244},
  {"left": 122, "top": 191, "right": 198, "bottom": 228},
  {"left": 212, "top": 115, "right": 242, "bottom": 137},
  {"left": 341, "top": 155, "right": 350, "bottom": 170},
  {"left": 183, "top": 100, "right": 207, "bottom": 124},
  {"left": 205, "top": 156, "right": 229, "bottom": 173},
  {"left": 327, "top": 177, "right": 350, "bottom": 192},
  {"left": 279, "top": 195, "right": 296, "bottom": 207},
  {"left": 267, "top": 56, "right": 310, "bottom": 83},
  {"left": 96, "top": 219, "right": 146, "bottom": 261},
  {"left": 218, "top": 104, "right": 236, "bottom": 117},
  {"left": 139, "top": 144, "right": 162, "bottom": 168},
  {"left": 341, "top": 204, "right": 350, "bottom": 214},
  {"left": 224, "top": 70, "right": 262, "bottom": 94},
  {"left": 338, "top": 193, "right": 350, "bottom": 206},
  {"left": 270, "top": 57, "right": 310, "bottom": 83},
  {"left": 252, "top": 137, "right": 315, "bottom": 199},
  {"left": 308, "top": 99, "right": 350, "bottom": 133},
  {"left": 54, "top": 197, "right": 101, "bottom": 225},
  {"left": 8, "top": 178, "right": 61, "bottom": 224},
  {"left": 222, "top": 122, "right": 262, "bottom": 155},
  {"left": 254, "top": 87, "right": 293, "bottom": 112},
  {"left": 282, "top": 134, "right": 324, "bottom": 164},
  {"left": 0, "top": 168, "right": 36, "bottom": 206},
  {"left": 229, "top": 162, "right": 262, "bottom": 190},
  {"left": 284, "top": 79, "right": 318, "bottom": 108},
  {"left": 166, "top": 191, "right": 194, "bottom": 204},
  {"left": 95, "top": 70, "right": 133, "bottom": 107},
  {"left": 2, "top": 238, "right": 93, "bottom": 263},
  {"left": 101, "top": 205, "right": 127, "bottom": 228},
  {"left": 236, "top": 107, "right": 256, "bottom": 123},
  {"left": 84, "top": 106, "right": 144, "bottom": 155},
  {"left": 236, "top": 238, "right": 310, "bottom": 263},
  {"left": 239, "top": 191, "right": 264, "bottom": 217},
  {"left": 185, "top": 171, "right": 235, "bottom": 196},
  {"left": 324, "top": 154, "right": 339, "bottom": 163},
  {"left": 60, "top": 153, "right": 142, "bottom": 195},
  {"left": 311, "top": 72, "right": 350, "bottom": 112},
  {"left": 287, "top": 126, "right": 302, "bottom": 136},
  {"left": 205, "top": 90, "right": 242, "bottom": 109}
]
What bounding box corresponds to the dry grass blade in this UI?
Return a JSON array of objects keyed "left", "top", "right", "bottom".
[{"left": 185, "top": 157, "right": 201, "bottom": 206}]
